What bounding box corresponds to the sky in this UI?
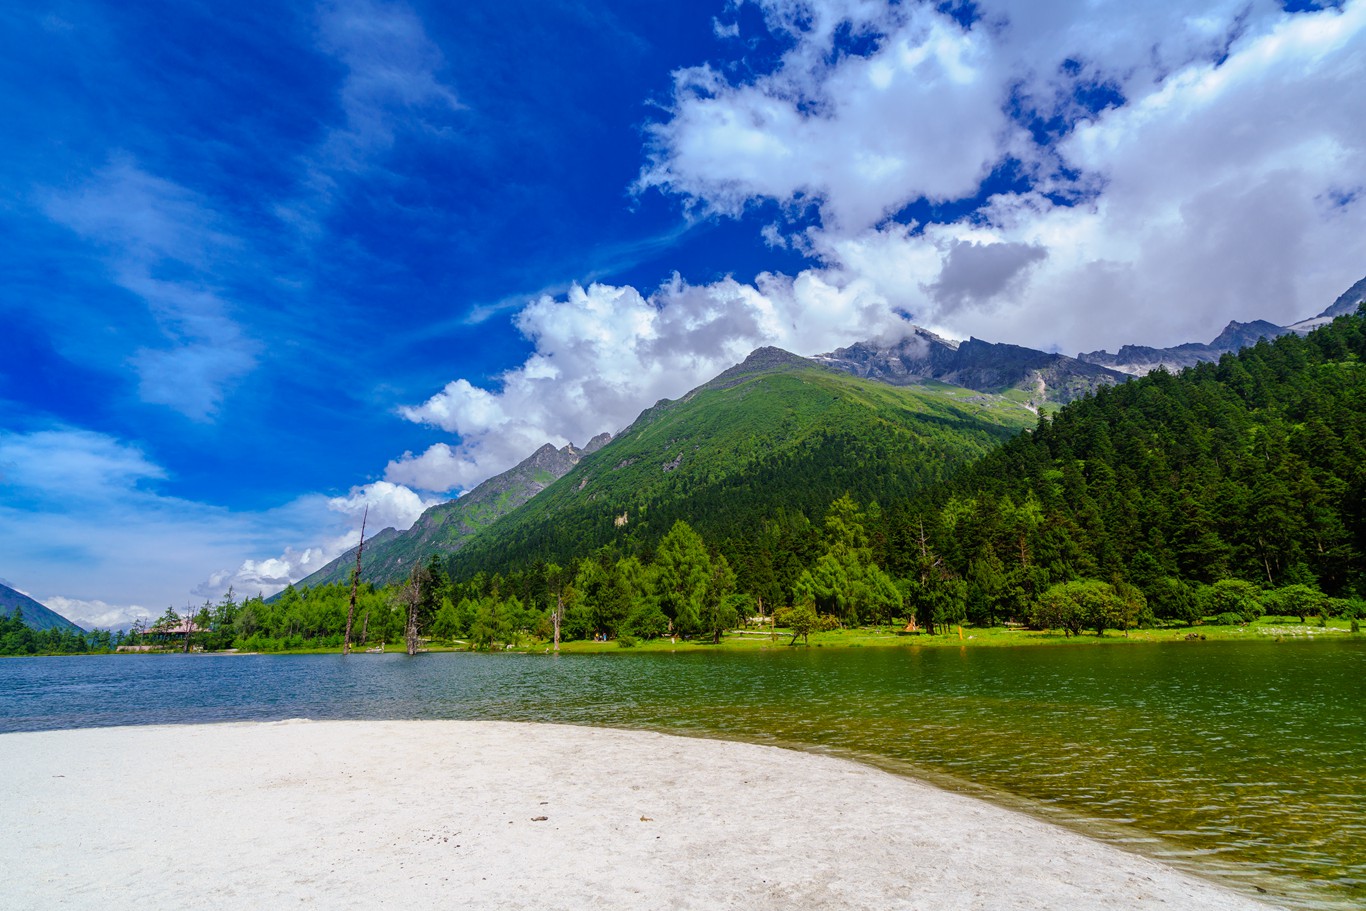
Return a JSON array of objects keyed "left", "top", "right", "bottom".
[{"left": 2, "top": 0, "right": 1364, "bottom": 629}]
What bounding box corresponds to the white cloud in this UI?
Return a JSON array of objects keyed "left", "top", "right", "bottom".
[
  {"left": 0, "top": 427, "right": 435, "bottom": 611},
  {"left": 639, "top": 3, "right": 1016, "bottom": 232},
  {"left": 275, "top": 0, "right": 1366, "bottom": 512},
  {"left": 42, "top": 597, "right": 154, "bottom": 632},
  {"left": 42, "top": 159, "right": 260, "bottom": 419},
  {"left": 193, "top": 480, "right": 440, "bottom": 600},
  {"left": 389, "top": 272, "right": 909, "bottom": 492},
  {"left": 0, "top": 428, "right": 164, "bottom": 501},
  {"left": 924, "top": 240, "right": 1049, "bottom": 312},
  {"left": 639, "top": 0, "right": 1366, "bottom": 353},
  {"left": 279, "top": 0, "right": 463, "bottom": 229}
]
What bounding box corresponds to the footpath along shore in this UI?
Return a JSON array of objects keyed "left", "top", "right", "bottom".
[{"left": 0, "top": 720, "right": 1282, "bottom": 910}]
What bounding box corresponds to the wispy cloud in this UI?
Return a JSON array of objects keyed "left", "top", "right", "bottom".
[
  {"left": 41, "top": 159, "right": 261, "bottom": 420},
  {"left": 0, "top": 427, "right": 434, "bottom": 622},
  {"left": 278, "top": 0, "right": 464, "bottom": 231}
]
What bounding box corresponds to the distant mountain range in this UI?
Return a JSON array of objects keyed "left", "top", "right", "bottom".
[
  {"left": 292, "top": 273, "right": 1366, "bottom": 593},
  {"left": 300, "top": 345, "right": 1037, "bottom": 589},
  {"left": 1077, "top": 277, "right": 1366, "bottom": 375},
  {"left": 294, "top": 433, "right": 612, "bottom": 591},
  {"left": 0, "top": 581, "right": 84, "bottom": 632},
  {"left": 813, "top": 326, "right": 1127, "bottom": 407}
]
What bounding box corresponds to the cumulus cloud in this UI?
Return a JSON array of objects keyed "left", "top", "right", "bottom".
[
  {"left": 639, "top": 2, "right": 1016, "bottom": 232},
  {"left": 193, "top": 480, "right": 440, "bottom": 600},
  {"left": 43, "top": 597, "right": 154, "bottom": 632},
  {"left": 193, "top": 547, "right": 337, "bottom": 601},
  {"left": 924, "top": 240, "right": 1048, "bottom": 313},
  {"left": 389, "top": 272, "right": 909, "bottom": 492},
  {"left": 352, "top": 0, "right": 1366, "bottom": 504},
  {"left": 638, "top": 0, "right": 1366, "bottom": 352}
]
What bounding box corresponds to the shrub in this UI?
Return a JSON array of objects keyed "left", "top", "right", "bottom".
[
  {"left": 1198, "top": 580, "right": 1264, "bottom": 623},
  {"left": 623, "top": 604, "right": 669, "bottom": 639},
  {"left": 1339, "top": 598, "right": 1366, "bottom": 620},
  {"left": 616, "top": 634, "right": 638, "bottom": 649},
  {"left": 1209, "top": 611, "right": 1245, "bottom": 626},
  {"left": 1146, "top": 576, "right": 1200, "bottom": 624}
]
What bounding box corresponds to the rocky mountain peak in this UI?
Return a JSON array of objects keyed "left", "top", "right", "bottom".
[
  {"left": 815, "top": 326, "right": 1123, "bottom": 405},
  {"left": 1324, "top": 275, "right": 1366, "bottom": 318},
  {"left": 1080, "top": 274, "right": 1366, "bottom": 375}
]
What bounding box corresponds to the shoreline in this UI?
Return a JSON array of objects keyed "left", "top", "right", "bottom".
[
  {"left": 1, "top": 719, "right": 1287, "bottom": 910},
  {"left": 15, "top": 613, "right": 1356, "bottom": 659}
]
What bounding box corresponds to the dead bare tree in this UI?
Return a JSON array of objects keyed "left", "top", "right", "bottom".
[
  {"left": 342, "top": 506, "right": 369, "bottom": 656},
  {"left": 916, "top": 519, "right": 941, "bottom": 635},
  {"left": 402, "top": 564, "right": 426, "bottom": 656},
  {"left": 545, "top": 563, "right": 566, "bottom": 654}
]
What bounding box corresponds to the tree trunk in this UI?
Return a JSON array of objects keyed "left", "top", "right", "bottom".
[
  {"left": 553, "top": 592, "right": 563, "bottom": 653},
  {"left": 406, "top": 596, "right": 420, "bottom": 656},
  {"left": 343, "top": 507, "right": 368, "bottom": 656},
  {"left": 405, "top": 568, "right": 422, "bottom": 657}
]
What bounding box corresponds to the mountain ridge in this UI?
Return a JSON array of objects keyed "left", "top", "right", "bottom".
[
  {"left": 1078, "top": 274, "right": 1366, "bottom": 375},
  {"left": 290, "top": 273, "right": 1366, "bottom": 594},
  {"left": 814, "top": 327, "right": 1128, "bottom": 407},
  {"left": 445, "top": 351, "right": 1037, "bottom": 579},
  {"left": 294, "top": 435, "right": 610, "bottom": 590},
  {"left": 0, "top": 581, "right": 85, "bottom": 633}
]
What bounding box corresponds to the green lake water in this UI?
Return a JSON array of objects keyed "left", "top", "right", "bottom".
[{"left": 1, "top": 638, "right": 1361, "bottom": 907}]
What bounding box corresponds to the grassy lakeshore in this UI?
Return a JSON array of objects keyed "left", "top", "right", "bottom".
[
  {"left": 536, "top": 615, "right": 1361, "bottom": 654},
  {"left": 248, "top": 615, "right": 1356, "bottom": 656},
  {"left": 33, "top": 614, "right": 1355, "bottom": 657}
]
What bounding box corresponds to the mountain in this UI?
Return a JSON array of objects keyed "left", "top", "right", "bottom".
[
  {"left": 901, "top": 308, "right": 1366, "bottom": 607},
  {"left": 446, "top": 347, "right": 1037, "bottom": 578},
  {"left": 814, "top": 326, "right": 1129, "bottom": 407},
  {"left": 295, "top": 434, "right": 611, "bottom": 589},
  {"left": 1285, "top": 275, "right": 1366, "bottom": 332},
  {"left": 1078, "top": 274, "right": 1366, "bottom": 375},
  {"left": 1077, "top": 319, "right": 1288, "bottom": 376},
  {"left": 0, "top": 581, "right": 85, "bottom": 632}
]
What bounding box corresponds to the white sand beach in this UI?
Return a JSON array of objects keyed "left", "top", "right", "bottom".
[{"left": 0, "top": 720, "right": 1279, "bottom": 910}]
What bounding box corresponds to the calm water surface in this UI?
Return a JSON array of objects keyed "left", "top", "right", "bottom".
[{"left": 2, "top": 640, "right": 1362, "bottom": 908}]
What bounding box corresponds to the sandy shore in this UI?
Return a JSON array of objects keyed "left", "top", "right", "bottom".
[{"left": 0, "top": 720, "right": 1279, "bottom": 910}]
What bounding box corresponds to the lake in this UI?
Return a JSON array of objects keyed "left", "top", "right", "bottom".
[{"left": 2, "top": 639, "right": 1362, "bottom": 908}]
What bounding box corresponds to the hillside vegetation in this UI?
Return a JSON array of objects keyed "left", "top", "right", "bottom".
[
  {"left": 447, "top": 348, "right": 1035, "bottom": 578},
  {"left": 19, "top": 313, "right": 1364, "bottom": 657},
  {"left": 295, "top": 440, "right": 600, "bottom": 590},
  {"left": 885, "top": 309, "right": 1366, "bottom": 627}
]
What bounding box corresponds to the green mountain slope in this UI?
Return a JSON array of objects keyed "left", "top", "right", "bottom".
[
  {"left": 448, "top": 348, "right": 1036, "bottom": 578},
  {"left": 892, "top": 308, "right": 1366, "bottom": 616},
  {"left": 0, "top": 581, "right": 85, "bottom": 632},
  {"left": 295, "top": 436, "right": 610, "bottom": 590}
]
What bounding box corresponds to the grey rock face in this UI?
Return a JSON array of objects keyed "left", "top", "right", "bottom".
[
  {"left": 815, "top": 327, "right": 1126, "bottom": 406},
  {"left": 1078, "top": 275, "right": 1366, "bottom": 376}
]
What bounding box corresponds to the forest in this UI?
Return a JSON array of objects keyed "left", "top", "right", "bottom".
[{"left": 4, "top": 310, "right": 1363, "bottom": 657}]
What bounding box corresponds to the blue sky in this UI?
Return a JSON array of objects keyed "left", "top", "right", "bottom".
[{"left": 2, "top": 0, "right": 1363, "bottom": 627}]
